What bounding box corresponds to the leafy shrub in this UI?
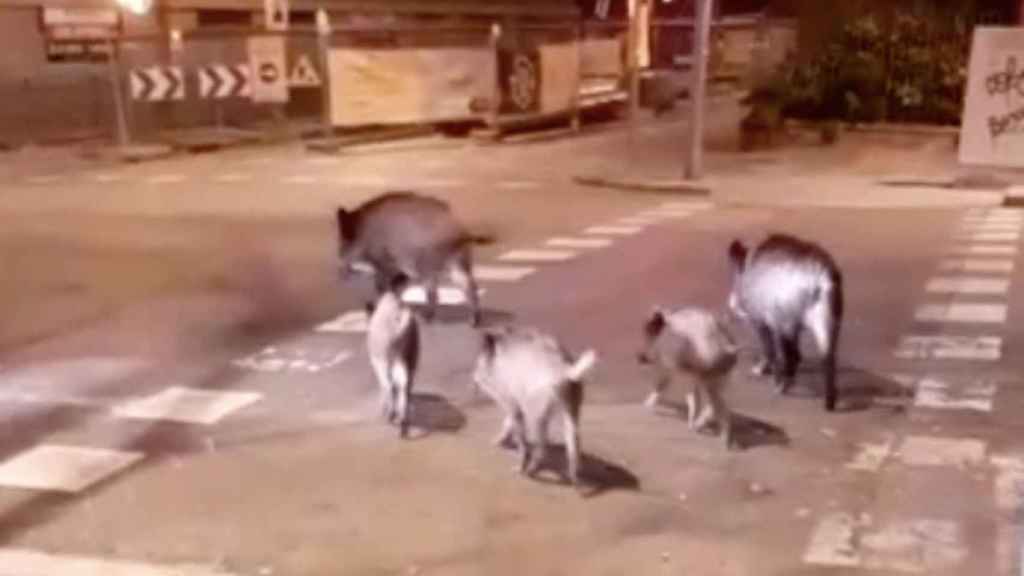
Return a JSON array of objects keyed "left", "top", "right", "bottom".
[{"left": 750, "top": 7, "right": 971, "bottom": 126}]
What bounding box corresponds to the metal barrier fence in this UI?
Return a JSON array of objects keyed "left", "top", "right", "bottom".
[{"left": 101, "top": 21, "right": 632, "bottom": 144}]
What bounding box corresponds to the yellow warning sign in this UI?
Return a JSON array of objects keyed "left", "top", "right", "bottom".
[{"left": 289, "top": 54, "right": 321, "bottom": 88}]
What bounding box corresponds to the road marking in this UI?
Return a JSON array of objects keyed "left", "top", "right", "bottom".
[
  {"left": 960, "top": 222, "right": 1022, "bottom": 234},
  {"left": 584, "top": 225, "right": 643, "bottom": 236},
  {"left": 401, "top": 285, "right": 482, "bottom": 305},
  {"left": 959, "top": 231, "right": 1021, "bottom": 243},
  {"left": 847, "top": 438, "right": 895, "bottom": 472},
  {"left": 895, "top": 375, "right": 997, "bottom": 412},
  {"left": 0, "top": 444, "right": 143, "bottom": 493},
  {"left": 474, "top": 265, "right": 536, "bottom": 282},
  {"left": 419, "top": 178, "right": 464, "bottom": 188},
  {"left": 498, "top": 249, "right": 577, "bottom": 263},
  {"left": 939, "top": 259, "right": 1014, "bottom": 273},
  {"left": 951, "top": 244, "right": 1018, "bottom": 256},
  {"left": 616, "top": 217, "right": 662, "bottom": 226},
  {"left": 803, "top": 513, "right": 967, "bottom": 573},
  {"left": 894, "top": 335, "right": 1002, "bottom": 361},
  {"left": 496, "top": 180, "right": 541, "bottom": 190},
  {"left": 964, "top": 209, "right": 1024, "bottom": 221},
  {"left": 915, "top": 302, "right": 1007, "bottom": 324},
  {"left": 545, "top": 237, "right": 613, "bottom": 249},
  {"left": 146, "top": 173, "right": 186, "bottom": 185},
  {"left": 283, "top": 175, "right": 317, "bottom": 184},
  {"left": 660, "top": 201, "right": 712, "bottom": 211},
  {"left": 91, "top": 173, "right": 125, "bottom": 183},
  {"left": 898, "top": 435, "right": 987, "bottom": 469},
  {"left": 0, "top": 548, "right": 236, "bottom": 576},
  {"left": 233, "top": 347, "right": 351, "bottom": 373},
  {"left": 637, "top": 209, "right": 697, "bottom": 219},
  {"left": 215, "top": 173, "right": 252, "bottom": 183},
  {"left": 925, "top": 276, "right": 1010, "bottom": 295},
  {"left": 333, "top": 175, "right": 395, "bottom": 187},
  {"left": 991, "top": 456, "right": 1024, "bottom": 512},
  {"left": 112, "top": 387, "right": 262, "bottom": 425},
  {"left": 315, "top": 311, "right": 369, "bottom": 333}
]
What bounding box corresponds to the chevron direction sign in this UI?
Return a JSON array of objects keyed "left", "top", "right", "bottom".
[
  {"left": 198, "top": 65, "right": 251, "bottom": 99},
  {"left": 129, "top": 67, "right": 185, "bottom": 102}
]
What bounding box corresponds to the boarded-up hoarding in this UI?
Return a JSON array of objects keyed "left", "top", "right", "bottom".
[
  {"left": 960, "top": 27, "right": 1024, "bottom": 168},
  {"left": 581, "top": 38, "right": 623, "bottom": 78},
  {"left": 329, "top": 47, "right": 494, "bottom": 126},
  {"left": 540, "top": 43, "right": 579, "bottom": 113}
]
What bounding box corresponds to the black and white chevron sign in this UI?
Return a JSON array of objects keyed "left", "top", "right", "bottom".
[
  {"left": 129, "top": 66, "right": 185, "bottom": 102},
  {"left": 198, "top": 65, "right": 251, "bottom": 99}
]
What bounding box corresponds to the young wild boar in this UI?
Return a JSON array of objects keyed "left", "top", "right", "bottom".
[
  {"left": 638, "top": 306, "right": 738, "bottom": 450},
  {"left": 336, "top": 191, "right": 483, "bottom": 326},
  {"left": 367, "top": 273, "right": 420, "bottom": 438},
  {"left": 727, "top": 233, "right": 844, "bottom": 412},
  {"left": 472, "top": 326, "right": 597, "bottom": 486}
]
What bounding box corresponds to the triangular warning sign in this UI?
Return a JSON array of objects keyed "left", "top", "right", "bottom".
[{"left": 289, "top": 55, "right": 321, "bottom": 88}]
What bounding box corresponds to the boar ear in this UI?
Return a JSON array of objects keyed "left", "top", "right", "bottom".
[
  {"left": 644, "top": 307, "right": 667, "bottom": 338},
  {"left": 387, "top": 271, "right": 411, "bottom": 293},
  {"left": 336, "top": 208, "right": 354, "bottom": 241},
  {"left": 728, "top": 240, "right": 748, "bottom": 271}
]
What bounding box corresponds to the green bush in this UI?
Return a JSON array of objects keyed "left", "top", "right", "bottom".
[{"left": 752, "top": 7, "right": 971, "bottom": 126}]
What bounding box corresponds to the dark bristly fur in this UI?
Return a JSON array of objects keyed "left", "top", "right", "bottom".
[{"left": 336, "top": 191, "right": 483, "bottom": 326}]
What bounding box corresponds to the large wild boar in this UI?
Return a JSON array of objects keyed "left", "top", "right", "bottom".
[
  {"left": 727, "top": 233, "right": 844, "bottom": 412},
  {"left": 336, "top": 191, "right": 483, "bottom": 326}
]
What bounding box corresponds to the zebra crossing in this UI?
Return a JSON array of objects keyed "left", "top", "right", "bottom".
[
  {"left": 803, "top": 207, "right": 1024, "bottom": 575},
  {"left": 0, "top": 199, "right": 713, "bottom": 500}
]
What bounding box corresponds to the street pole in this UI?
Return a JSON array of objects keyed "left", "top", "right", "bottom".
[
  {"left": 627, "top": 0, "right": 640, "bottom": 128},
  {"left": 316, "top": 8, "right": 332, "bottom": 139},
  {"left": 685, "top": 0, "right": 713, "bottom": 180},
  {"left": 106, "top": 37, "right": 130, "bottom": 148}
]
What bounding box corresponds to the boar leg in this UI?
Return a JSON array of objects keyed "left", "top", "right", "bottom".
[
  {"left": 449, "top": 252, "right": 481, "bottom": 327},
  {"left": 752, "top": 322, "right": 777, "bottom": 377}
]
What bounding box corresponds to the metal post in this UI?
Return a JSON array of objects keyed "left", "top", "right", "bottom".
[
  {"left": 685, "top": 0, "right": 713, "bottom": 180},
  {"left": 571, "top": 21, "right": 582, "bottom": 132},
  {"left": 488, "top": 23, "right": 502, "bottom": 135},
  {"left": 316, "top": 8, "right": 332, "bottom": 139},
  {"left": 627, "top": 0, "right": 640, "bottom": 125},
  {"left": 106, "top": 37, "right": 130, "bottom": 148}
]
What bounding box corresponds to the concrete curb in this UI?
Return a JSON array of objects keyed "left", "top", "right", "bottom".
[
  {"left": 573, "top": 175, "right": 713, "bottom": 196},
  {"left": 305, "top": 126, "right": 437, "bottom": 153},
  {"left": 108, "top": 143, "right": 176, "bottom": 164},
  {"left": 1003, "top": 186, "right": 1024, "bottom": 207}
]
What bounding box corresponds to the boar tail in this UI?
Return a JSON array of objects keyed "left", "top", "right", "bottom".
[{"left": 565, "top": 349, "right": 598, "bottom": 382}]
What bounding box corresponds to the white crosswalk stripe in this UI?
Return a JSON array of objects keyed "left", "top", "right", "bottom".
[
  {"left": 474, "top": 265, "right": 536, "bottom": 282},
  {"left": 915, "top": 303, "right": 1007, "bottom": 324},
  {"left": 584, "top": 225, "right": 643, "bottom": 236},
  {"left": 939, "top": 259, "right": 1014, "bottom": 273},
  {"left": 498, "top": 249, "right": 578, "bottom": 263},
  {"left": 545, "top": 237, "right": 613, "bottom": 249},
  {"left": 925, "top": 276, "right": 1010, "bottom": 295}
]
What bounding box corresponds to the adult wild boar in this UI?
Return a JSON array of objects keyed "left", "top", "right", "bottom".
[
  {"left": 727, "top": 233, "right": 844, "bottom": 412},
  {"left": 336, "top": 191, "right": 483, "bottom": 326}
]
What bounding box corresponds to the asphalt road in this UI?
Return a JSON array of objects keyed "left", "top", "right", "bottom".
[{"left": 0, "top": 130, "right": 1021, "bottom": 575}]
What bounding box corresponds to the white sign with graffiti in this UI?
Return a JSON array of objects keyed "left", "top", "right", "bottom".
[{"left": 960, "top": 27, "right": 1024, "bottom": 168}]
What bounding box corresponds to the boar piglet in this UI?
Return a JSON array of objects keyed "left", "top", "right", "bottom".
[
  {"left": 472, "top": 326, "right": 597, "bottom": 486},
  {"left": 639, "top": 306, "right": 738, "bottom": 450}
]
